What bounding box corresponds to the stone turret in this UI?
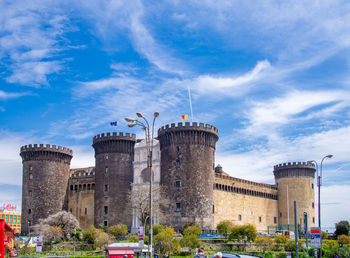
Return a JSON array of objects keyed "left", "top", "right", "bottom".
[
  {"left": 20, "top": 144, "right": 73, "bottom": 235},
  {"left": 158, "top": 122, "right": 219, "bottom": 231},
  {"left": 92, "top": 132, "right": 136, "bottom": 229},
  {"left": 274, "top": 162, "right": 316, "bottom": 229}
]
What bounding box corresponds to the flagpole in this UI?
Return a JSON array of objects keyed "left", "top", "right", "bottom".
[{"left": 188, "top": 87, "right": 193, "bottom": 122}]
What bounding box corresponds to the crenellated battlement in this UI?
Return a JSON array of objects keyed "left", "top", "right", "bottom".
[
  {"left": 93, "top": 132, "right": 136, "bottom": 144},
  {"left": 274, "top": 161, "right": 315, "bottom": 170},
  {"left": 92, "top": 132, "right": 136, "bottom": 155},
  {"left": 20, "top": 144, "right": 73, "bottom": 155},
  {"left": 158, "top": 122, "right": 218, "bottom": 136},
  {"left": 274, "top": 161, "right": 316, "bottom": 179}
]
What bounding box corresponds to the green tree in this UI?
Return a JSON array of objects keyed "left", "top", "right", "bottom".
[
  {"left": 154, "top": 226, "right": 181, "bottom": 256},
  {"left": 228, "top": 224, "right": 257, "bottom": 242},
  {"left": 321, "top": 231, "right": 328, "bottom": 239},
  {"left": 180, "top": 225, "right": 202, "bottom": 251},
  {"left": 107, "top": 224, "right": 128, "bottom": 240},
  {"left": 83, "top": 225, "right": 108, "bottom": 249},
  {"left": 216, "top": 220, "right": 233, "bottom": 236},
  {"left": 182, "top": 225, "right": 202, "bottom": 237},
  {"left": 153, "top": 224, "right": 164, "bottom": 236},
  {"left": 335, "top": 220, "right": 350, "bottom": 236}
]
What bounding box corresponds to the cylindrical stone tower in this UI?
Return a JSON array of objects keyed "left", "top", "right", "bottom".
[
  {"left": 158, "top": 122, "right": 219, "bottom": 231},
  {"left": 274, "top": 162, "right": 316, "bottom": 230},
  {"left": 92, "top": 132, "right": 136, "bottom": 229},
  {"left": 20, "top": 144, "right": 73, "bottom": 235}
]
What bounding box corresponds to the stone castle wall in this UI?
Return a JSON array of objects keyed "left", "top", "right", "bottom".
[
  {"left": 20, "top": 124, "right": 316, "bottom": 235},
  {"left": 68, "top": 167, "right": 95, "bottom": 230},
  {"left": 158, "top": 122, "right": 219, "bottom": 231},
  {"left": 92, "top": 132, "right": 136, "bottom": 229},
  {"left": 274, "top": 162, "right": 316, "bottom": 229},
  {"left": 20, "top": 144, "right": 72, "bottom": 235},
  {"left": 214, "top": 173, "right": 278, "bottom": 232}
]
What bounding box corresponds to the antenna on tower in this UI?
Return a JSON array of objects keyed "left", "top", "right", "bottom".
[{"left": 188, "top": 87, "right": 194, "bottom": 122}]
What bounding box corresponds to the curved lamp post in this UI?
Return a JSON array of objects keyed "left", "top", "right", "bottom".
[
  {"left": 309, "top": 154, "right": 333, "bottom": 258},
  {"left": 125, "top": 112, "right": 159, "bottom": 258}
]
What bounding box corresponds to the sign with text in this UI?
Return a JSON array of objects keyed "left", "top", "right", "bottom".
[
  {"left": 138, "top": 226, "right": 144, "bottom": 248},
  {"left": 310, "top": 227, "right": 321, "bottom": 249}
]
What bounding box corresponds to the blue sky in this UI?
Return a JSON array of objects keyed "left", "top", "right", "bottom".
[{"left": 1, "top": 0, "right": 350, "bottom": 230}]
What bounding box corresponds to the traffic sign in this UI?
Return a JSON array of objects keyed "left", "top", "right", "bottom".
[{"left": 310, "top": 227, "right": 321, "bottom": 249}]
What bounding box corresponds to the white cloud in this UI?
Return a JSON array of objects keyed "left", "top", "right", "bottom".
[
  {"left": 187, "top": 60, "right": 271, "bottom": 95},
  {"left": 0, "top": 90, "right": 31, "bottom": 100},
  {"left": 243, "top": 90, "right": 350, "bottom": 138},
  {"left": 0, "top": 1, "right": 71, "bottom": 86},
  {"left": 6, "top": 61, "right": 62, "bottom": 86}
]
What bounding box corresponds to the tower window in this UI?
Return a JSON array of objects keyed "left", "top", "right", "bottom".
[
  {"left": 238, "top": 214, "right": 242, "bottom": 221},
  {"left": 313, "top": 217, "right": 315, "bottom": 223},
  {"left": 70, "top": 209, "right": 72, "bottom": 213},
  {"left": 105, "top": 154, "right": 108, "bottom": 160},
  {"left": 312, "top": 202, "right": 314, "bottom": 208},
  {"left": 104, "top": 206, "right": 108, "bottom": 215},
  {"left": 85, "top": 208, "right": 87, "bottom": 215},
  {"left": 75, "top": 185, "right": 78, "bottom": 192},
  {"left": 259, "top": 216, "right": 262, "bottom": 223},
  {"left": 105, "top": 167, "right": 108, "bottom": 173},
  {"left": 28, "top": 209, "right": 31, "bottom": 214},
  {"left": 274, "top": 217, "right": 277, "bottom": 224},
  {"left": 176, "top": 159, "right": 180, "bottom": 168},
  {"left": 29, "top": 173, "right": 33, "bottom": 180},
  {"left": 104, "top": 220, "right": 108, "bottom": 227},
  {"left": 29, "top": 190, "right": 32, "bottom": 196},
  {"left": 29, "top": 166, "right": 33, "bottom": 171},
  {"left": 312, "top": 183, "right": 314, "bottom": 189},
  {"left": 70, "top": 185, "right": 73, "bottom": 191},
  {"left": 176, "top": 203, "right": 181, "bottom": 212},
  {"left": 105, "top": 184, "right": 109, "bottom": 192},
  {"left": 280, "top": 212, "right": 282, "bottom": 217},
  {"left": 175, "top": 181, "right": 181, "bottom": 188}
]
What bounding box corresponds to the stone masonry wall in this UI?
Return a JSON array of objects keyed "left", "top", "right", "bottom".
[
  {"left": 93, "top": 132, "right": 136, "bottom": 229},
  {"left": 68, "top": 168, "right": 95, "bottom": 230},
  {"left": 214, "top": 175, "right": 278, "bottom": 232},
  {"left": 20, "top": 145, "right": 72, "bottom": 235},
  {"left": 158, "top": 122, "right": 218, "bottom": 231}
]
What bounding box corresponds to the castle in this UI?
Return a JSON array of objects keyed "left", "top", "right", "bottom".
[{"left": 20, "top": 122, "right": 316, "bottom": 235}]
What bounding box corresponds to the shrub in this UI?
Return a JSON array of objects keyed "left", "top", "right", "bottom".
[
  {"left": 323, "top": 240, "right": 339, "bottom": 257},
  {"left": 274, "top": 235, "right": 288, "bottom": 245},
  {"left": 107, "top": 224, "right": 128, "bottom": 240},
  {"left": 338, "top": 234, "right": 350, "bottom": 245},
  {"left": 255, "top": 236, "right": 273, "bottom": 252},
  {"left": 128, "top": 234, "right": 139, "bottom": 243}
]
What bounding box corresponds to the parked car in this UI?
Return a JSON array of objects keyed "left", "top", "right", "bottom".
[
  {"left": 199, "top": 233, "right": 219, "bottom": 238},
  {"left": 211, "top": 253, "right": 262, "bottom": 258}
]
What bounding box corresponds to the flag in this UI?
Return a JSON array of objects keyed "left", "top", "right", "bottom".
[
  {"left": 182, "top": 115, "right": 188, "bottom": 119},
  {"left": 110, "top": 121, "right": 118, "bottom": 126}
]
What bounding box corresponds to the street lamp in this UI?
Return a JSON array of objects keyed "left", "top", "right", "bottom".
[
  {"left": 125, "top": 112, "right": 159, "bottom": 258},
  {"left": 309, "top": 154, "right": 333, "bottom": 258}
]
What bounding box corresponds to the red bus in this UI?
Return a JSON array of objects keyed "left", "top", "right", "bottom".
[{"left": 0, "top": 219, "right": 15, "bottom": 258}]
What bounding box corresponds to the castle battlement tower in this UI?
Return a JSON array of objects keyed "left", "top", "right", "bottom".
[
  {"left": 274, "top": 162, "right": 316, "bottom": 229},
  {"left": 92, "top": 132, "right": 136, "bottom": 229},
  {"left": 158, "top": 122, "right": 219, "bottom": 231},
  {"left": 20, "top": 144, "right": 73, "bottom": 235}
]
